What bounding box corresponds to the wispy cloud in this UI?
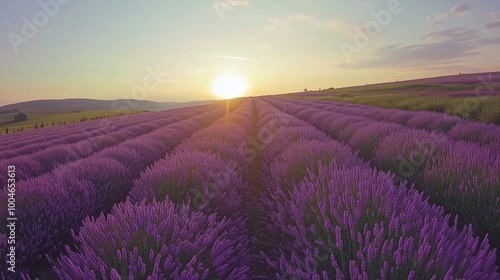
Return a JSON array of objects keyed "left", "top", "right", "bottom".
[
  {"left": 426, "top": 3, "right": 473, "bottom": 24},
  {"left": 420, "top": 27, "right": 477, "bottom": 42},
  {"left": 486, "top": 11, "right": 500, "bottom": 28},
  {"left": 338, "top": 27, "right": 500, "bottom": 69},
  {"left": 488, "top": 11, "right": 500, "bottom": 21},
  {"left": 265, "top": 14, "right": 346, "bottom": 32},
  {"left": 449, "top": 3, "right": 474, "bottom": 16},
  {"left": 200, "top": 55, "right": 248, "bottom": 61},
  {"left": 229, "top": 0, "right": 250, "bottom": 7},
  {"left": 214, "top": 0, "right": 250, "bottom": 8},
  {"left": 486, "top": 21, "right": 500, "bottom": 28},
  {"left": 212, "top": 0, "right": 250, "bottom": 20}
]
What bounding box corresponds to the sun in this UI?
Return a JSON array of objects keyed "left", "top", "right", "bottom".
[{"left": 212, "top": 72, "right": 249, "bottom": 100}]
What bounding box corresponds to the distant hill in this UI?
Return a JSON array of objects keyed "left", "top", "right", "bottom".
[
  {"left": 0, "top": 98, "right": 214, "bottom": 112},
  {"left": 331, "top": 71, "right": 500, "bottom": 91},
  {"left": 387, "top": 71, "right": 500, "bottom": 85}
]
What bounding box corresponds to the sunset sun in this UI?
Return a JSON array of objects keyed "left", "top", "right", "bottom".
[{"left": 212, "top": 72, "right": 249, "bottom": 100}]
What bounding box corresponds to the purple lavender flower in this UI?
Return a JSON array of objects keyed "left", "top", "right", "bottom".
[{"left": 53, "top": 200, "right": 250, "bottom": 279}]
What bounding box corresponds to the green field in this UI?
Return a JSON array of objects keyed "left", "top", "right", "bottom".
[
  {"left": 289, "top": 81, "right": 500, "bottom": 125},
  {"left": 0, "top": 109, "right": 148, "bottom": 135}
]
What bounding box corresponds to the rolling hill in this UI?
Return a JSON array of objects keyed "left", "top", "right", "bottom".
[{"left": 0, "top": 98, "right": 214, "bottom": 112}]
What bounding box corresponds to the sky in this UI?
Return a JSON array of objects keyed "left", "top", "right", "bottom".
[{"left": 1, "top": 0, "right": 499, "bottom": 106}]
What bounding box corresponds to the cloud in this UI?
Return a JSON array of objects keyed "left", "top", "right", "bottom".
[
  {"left": 486, "top": 11, "right": 500, "bottom": 28},
  {"left": 486, "top": 21, "right": 500, "bottom": 29},
  {"left": 426, "top": 3, "right": 473, "bottom": 24},
  {"left": 425, "top": 14, "right": 444, "bottom": 24},
  {"left": 338, "top": 27, "right": 500, "bottom": 69},
  {"left": 200, "top": 55, "right": 248, "bottom": 61},
  {"left": 450, "top": 3, "right": 474, "bottom": 16},
  {"left": 265, "top": 14, "right": 346, "bottom": 32},
  {"left": 478, "top": 36, "right": 500, "bottom": 44},
  {"left": 420, "top": 27, "right": 477, "bottom": 42},
  {"left": 268, "top": 14, "right": 319, "bottom": 26},
  {"left": 235, "top": 0, "right": 250, "bottom": 6},
  {"left": 220, "top": 0, "right": 250, "bottom": 7},
  {"left": 488, "top": 11, "right": 500, "bottom": 21}
]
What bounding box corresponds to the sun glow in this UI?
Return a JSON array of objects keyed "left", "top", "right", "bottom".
[{"left": 212, "top": 72, "right": 249, "bottom": 100}]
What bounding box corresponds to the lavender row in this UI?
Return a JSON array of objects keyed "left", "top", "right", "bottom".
[
  {"left": 54, "top": 200, "right": 249, "bottom": 280},
  {"left": 0, "top": 105, "right": 222, "bottom": 187},
  {"left": 0, "top": 111, "right": 156, "bottom": 153},
  {"left": 51, "top": 100, "right": 256, "bottom": 279},
  {"left": 287, "top": 98, "right": 500, "bottom": 148},
  {"left": 254, "top": 98, "right": 499, "bottom": 279},
  {"left": 0, "top": 105, "right": 215, "bottom": 159},
  {"left": 267, "top": 98, "right": 500, "bottom": 240},
  {"left": 0, "top": 105, "right": 229, "bottom": 278},
  {"left": 0, "top": 119, "right": 165, "bottom": 185},
  {"left": 0, "top": 106, "right": 197, "bottom": 147},
  {"left": 130, "top": 99, "right": 254, "bottom": 219},
  {"left": 266, "top": 97, "right": 500, "bottom": 256}
]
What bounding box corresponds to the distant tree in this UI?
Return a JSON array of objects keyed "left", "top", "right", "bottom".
[
  {"left": 13, "top": 112, "right": 28, "bottom": 122},
  {"left": 5, "top": 128, "right": 8, "bottom": 134},
  {"left": 34, "top": 123, "right": 38, "bottom": 129},
  {"left": 52, "top": 122, "right": 55, "bottom": 126},
  {"left": 41, "top": 123, "right": 45, "bottom": 128},
  {"left": 304, "top": 89, "right": 308, "bottom": 92}
]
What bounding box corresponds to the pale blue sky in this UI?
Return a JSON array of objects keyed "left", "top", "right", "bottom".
[{"left": 1, "top": 0, "right": 499, "bottom": 106}]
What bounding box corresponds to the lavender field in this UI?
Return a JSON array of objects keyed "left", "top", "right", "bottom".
[{"left": 0, "top": 96, "right": 499, "bottom": 279}]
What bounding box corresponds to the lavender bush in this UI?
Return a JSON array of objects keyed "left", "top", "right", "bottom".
[
  {"left": 264, "top": 165, "right": 499, "bottom": 279},
  {"left": 53, "top": 200, "right": 251, "bottom": 280}
]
